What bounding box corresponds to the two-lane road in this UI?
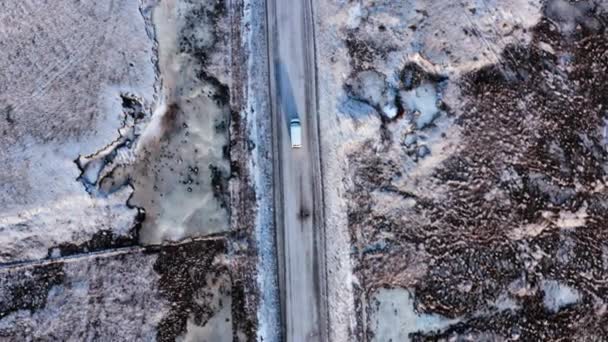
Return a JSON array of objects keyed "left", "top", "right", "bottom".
[{"left": 266, "top": 0, "right": 328, "bottom": 340}]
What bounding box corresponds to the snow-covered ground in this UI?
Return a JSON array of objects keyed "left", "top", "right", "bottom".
[
  {"left": 315, "top": 0, "right": 608, "bottom": 340},
  {"left": 0, "top": 0, "right": 256, "bottom": 340},
  {"left": 0, "top": 240, "right": 235, "bottom": 341},
  {"left": 4, "top": 0, "right": 608, "bottom": 340},
  {"left": 370, "top": 288, "right": 458, "bottom": 341},
  {"left": 0, "top": 0, "right": 155, "bottom": 264},
  {"left": 132, "top": 0, "right": 232, "bottom": 244},
  {"left": 241, "top": 0, "right": 281, "bottom": 340},
  {"left": 0, "top": 0, "right": 233, "bottom": 264}
]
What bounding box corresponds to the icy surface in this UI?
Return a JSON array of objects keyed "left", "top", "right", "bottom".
[
  {"left": 0, "top": 187, "right": 136, "bottom": 262},
  {"left": 0, "top": 0, "right": 249, "bottom": 340},
  {"left": 339, "top": 98, "right": 379, "bottom": 121},
  {"left": 0, "top": 0, "right": 156, "bottom": 263},
  {"left": 130, "top": 0, "right": 231, "bottom": 244},
  {"left": 401, "top": 83, "right": 439, "bottom": 129},
  {"left": 370, "top": 288, "right": 458, "bottom": 341},
  {"left": 541, "top": 280, "right": 581, "bottom": 313},
  {"left": 178, "top": 295, "right": 232, "bottom": 342},
  {"left": 0, "top": 0, "right": 233, "bottom": 254}
]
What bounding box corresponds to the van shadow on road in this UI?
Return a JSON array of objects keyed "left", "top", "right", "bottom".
[{"left": 276, "top": 61, "right": 300, "bottom": 130}]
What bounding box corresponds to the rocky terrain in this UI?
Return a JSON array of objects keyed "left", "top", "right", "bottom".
[{"left": 315, "top": 0, "right": 608, "bottom": 340}]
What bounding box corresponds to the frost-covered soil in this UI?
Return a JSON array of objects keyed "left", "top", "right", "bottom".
[
  {"left": 0, "top": 0, "right": 155, "bottom": 264},
  {"left": 316, "top": 0, "right": 608, "bottom": 340},
  {"left": 0, "top": 0, "right": 232, "bottom": 262},
  {"left": 0, "top": 240, "right": 242, "bottom": 341},
  {"left": 0, "top": 0, "right": 262, "bottom": 340}
]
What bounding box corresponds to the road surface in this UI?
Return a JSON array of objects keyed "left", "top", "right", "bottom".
[{"left": 265, "top": 0, "right": 328, "bottom": 340}]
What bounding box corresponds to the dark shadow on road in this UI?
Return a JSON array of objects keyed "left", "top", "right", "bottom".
[{"left": 276, "top": 61, "right": 300, "bottom": 129}]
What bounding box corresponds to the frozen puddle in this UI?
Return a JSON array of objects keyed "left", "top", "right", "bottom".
[{"left": 370, "top": 288, "right": 458, "bottom": 341}]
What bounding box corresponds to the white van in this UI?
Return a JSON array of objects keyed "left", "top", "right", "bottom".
[{"left": 290, "top": 118, "right": 302, "bottom": 148}]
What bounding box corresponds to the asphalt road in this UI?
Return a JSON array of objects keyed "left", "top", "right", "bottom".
[{"left": 266, "top": 0, "right": 328, "bottom": 340}]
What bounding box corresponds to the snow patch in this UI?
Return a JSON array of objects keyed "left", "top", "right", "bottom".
[
  {"left": 401, "top": 83, "right": 439, "bottom": 130},
  {"left": 133, "top": 0, "right": 231, "bottom": 244},
  {"left": 545, "top": 0, "right": 601, "bottom": 34},
  {"left": 177, "top": 295, "right": 232, "bottom": 342},
  {"left": 370, "top": 288, "right": 458, "bottom": 341},
  {"left": 493, "top": 293, "right": 520, "bottom": 312},
  {"left": 339, "top": 98, "right": 378, "bottom": 121},
  {"left": 541, "top": 280, "right": 581, "bottom": 313},
  {"left": 556, "top": 205, "right": 588, "bottom": 229},
  {"left": 346, "top": 3, "right": 365, "bottom": 29}
]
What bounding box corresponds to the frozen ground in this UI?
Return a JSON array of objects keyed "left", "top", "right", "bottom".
[
  {"left": 0, "top": 248, "right": 166, "bottom": 340},
  {"left": 0, "top": 0, "right": 233, "bottom": 265},
  {"left": 369, "top": 288, "right": 458, "bottom": 342},
  {"left": 0, "top": 0, "right": 155, "bottom": 263},
  {"left": 240, "top": 0, "right": 281, "bottom": 340},
  {"left": 7, "top": 0, "right": 607, "bottom": 340},
  {"left": 315, "top": 0, "right": 608, "bottom": 340},
  {"left": 0, "top": 240, "right": 235, "bottom": 341},
  {"left": 130, "top": 0, "right": 232, "bottom": 244},
  {"left": 0, "top": 0, "right": 261, "bottom": 340}
]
